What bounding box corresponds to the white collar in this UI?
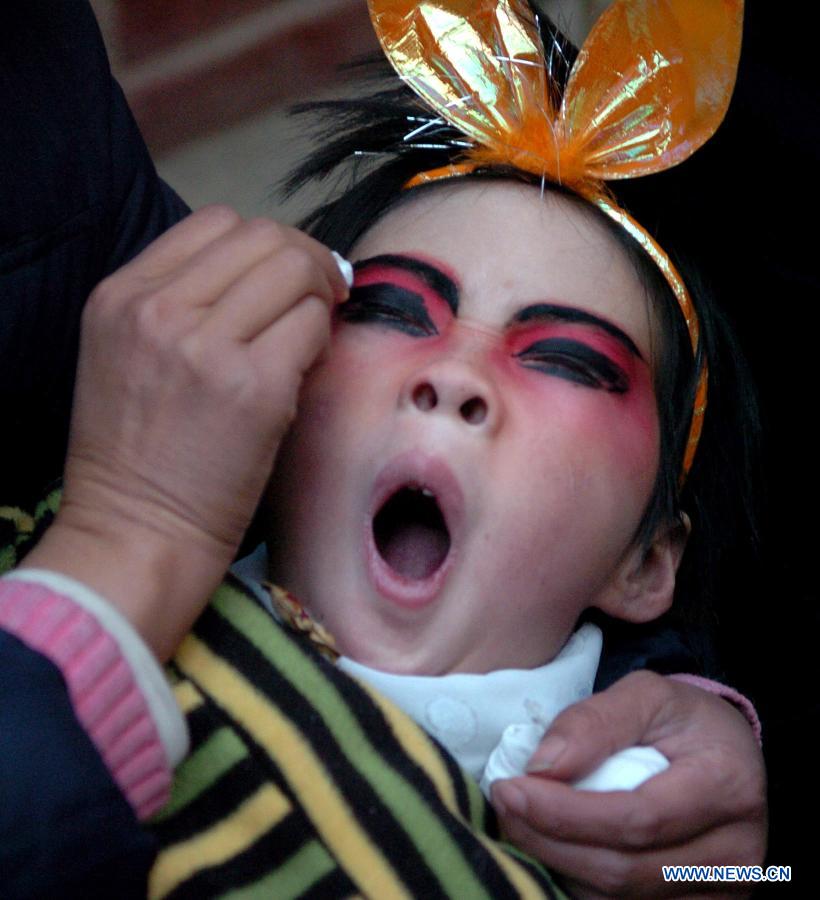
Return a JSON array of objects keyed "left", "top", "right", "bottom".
[{"left": 339, "top": 624, "right": 602, "bottom": 788}]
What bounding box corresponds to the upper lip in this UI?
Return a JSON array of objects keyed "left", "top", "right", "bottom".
[{"left": 369, "top": 451, "right": 465, "bottom": 550}]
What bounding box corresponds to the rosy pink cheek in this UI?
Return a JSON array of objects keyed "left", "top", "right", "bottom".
[
  {"left": 588, "top": 384, "right": 658, "bottom": 477},
  {"left": 605, "top": 373, "right": 658, "bottom": 473},
  {"left": 584, "top": 371, "right": 657, "bottom": 463},
  {"left": 497, "top": 354, "right": 659, "bottom": 477}
]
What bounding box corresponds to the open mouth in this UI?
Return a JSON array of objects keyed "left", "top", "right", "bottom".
[{"left": 373, "top": 484, "right": 451, "bottom": 581}]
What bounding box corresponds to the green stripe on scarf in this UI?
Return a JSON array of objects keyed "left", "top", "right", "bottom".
[
  {"left": 221, "top": 840, "right": 336, "bottom": 900},
  {"left": 153, "top": 727, "right": 249, "bottom": 823}
]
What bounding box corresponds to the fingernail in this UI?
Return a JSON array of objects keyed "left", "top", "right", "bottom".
[
  {"left": 332, "top": 251, "right": 354, "bottom": 288},
  {"left": 526, "top": 736, "right": 567, "bottom": 773},
  {"left": 494, "top": 783, "right": 527, "bottom": 817}
]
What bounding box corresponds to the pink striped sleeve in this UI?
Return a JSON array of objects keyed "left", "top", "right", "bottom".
[
  {"left": 669, "top": 673, "right": 762, "bottom": 744},
  {"left": 0, "top": 579, "right": 171, "bottom": 819}
]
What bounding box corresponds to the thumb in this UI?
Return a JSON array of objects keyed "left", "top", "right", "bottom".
[{"left": 526, "top": 670, "right": 671, "bottom": 781}]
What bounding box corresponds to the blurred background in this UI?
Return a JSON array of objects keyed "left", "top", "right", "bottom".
[{"left": 89, "top": 0, "right": 607, "bottom": 220}]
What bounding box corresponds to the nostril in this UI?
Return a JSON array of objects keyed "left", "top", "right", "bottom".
[
  {"left": 460, "top": 397, "right": 487, "bottom": 425},
  {"left": 412, "top": 383, "right": 438, "bottom": 411}
]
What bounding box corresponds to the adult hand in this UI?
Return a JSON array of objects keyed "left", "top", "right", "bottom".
[
  {"left": 491, "top": 671, "right": 767, "bottom": 898},
  {"left": 22, "top": 206, "right": 349, "bottom": 659}
]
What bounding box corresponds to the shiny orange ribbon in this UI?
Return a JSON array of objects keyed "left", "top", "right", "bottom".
[{"left": 367, "top": 0, "right": 744, "bottom": 479}]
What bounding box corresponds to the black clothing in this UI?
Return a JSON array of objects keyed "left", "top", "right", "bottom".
[{"left": 1, "top": 0, "right": 189, "bottom": 508}]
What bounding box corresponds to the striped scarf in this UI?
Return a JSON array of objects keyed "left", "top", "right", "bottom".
[{"left": 150, "top": 577, "right": 567, "bottom": 899}]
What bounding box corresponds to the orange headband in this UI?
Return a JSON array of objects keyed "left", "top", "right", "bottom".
[{"left": 367, "top": 0, "right": 743, "bottom": 480}]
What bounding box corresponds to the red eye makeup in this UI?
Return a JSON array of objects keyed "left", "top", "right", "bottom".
[
  {"left": 505, "top": 304, "right": 645, "bottom": 394},
  {"left": 339, "top": 255, "right": 458, "bottom": 336},
  {"left": 514, "top": 337, "right": 629, "bottom": 392}
]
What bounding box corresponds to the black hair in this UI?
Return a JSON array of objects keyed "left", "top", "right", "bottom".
[{"left": 280, "top": 11, "right": 760, "bottom": 637}]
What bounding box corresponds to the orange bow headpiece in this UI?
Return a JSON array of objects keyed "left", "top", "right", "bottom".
[{"left": 366, "top": 0, "right": 744, "bottom": 480}]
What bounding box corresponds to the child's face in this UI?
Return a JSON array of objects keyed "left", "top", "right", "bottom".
[{"left": 267, "top": 181, "right": 661, "bottom": 675}]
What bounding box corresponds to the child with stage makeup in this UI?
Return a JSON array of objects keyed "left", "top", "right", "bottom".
[{"left": 2, "top": 0, "right": 765, "bottom": 896}]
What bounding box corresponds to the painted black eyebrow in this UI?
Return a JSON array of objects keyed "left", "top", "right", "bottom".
[
  {"left": 512, "top": 303, "right": 643, "bottom": 360},
  {"left": 353, "top": 254, "right": 459, "bottom": 315}
]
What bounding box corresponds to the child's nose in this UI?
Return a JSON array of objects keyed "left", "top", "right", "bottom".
[{"left": 400, "top": 357, "right": 503, "bottom": 433}]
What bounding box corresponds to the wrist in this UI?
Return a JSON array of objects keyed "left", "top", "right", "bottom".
[{"left": 20, "top": 512, "right": 231, "bottom": 661}]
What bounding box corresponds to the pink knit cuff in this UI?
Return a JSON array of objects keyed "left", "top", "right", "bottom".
[
  {"left": 668, "top": 673, "right": 762, "bottom": 744},
  {"left": 0, "top": 579, "right": 171, "bottom": 819}
]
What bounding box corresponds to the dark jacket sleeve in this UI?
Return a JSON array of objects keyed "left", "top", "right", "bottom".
[
  {"left": 0, "top": 0, "right": 190, "bottom": 508},
  {"left": 0, "top": 629, "right": 156, "bottom": 899}
]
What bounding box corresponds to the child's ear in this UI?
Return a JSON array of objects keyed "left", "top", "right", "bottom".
[{"left": 592, "top": 513, "right": 690, "bottom": 622}]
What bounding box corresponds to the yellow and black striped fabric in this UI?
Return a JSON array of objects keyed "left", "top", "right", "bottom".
[{"left": 151, "top": 578, "right": 568, "bottom": 899}]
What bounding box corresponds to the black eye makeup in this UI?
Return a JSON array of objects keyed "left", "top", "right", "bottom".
[
  {"left": 337, "top": 283, "right": 438, "bottom": 337},
  {"left": 515, "top": 338, "right": 629, "bottom": 393},
  {"left": 339, "top": 255, "right": 459, "bottom": 338}
]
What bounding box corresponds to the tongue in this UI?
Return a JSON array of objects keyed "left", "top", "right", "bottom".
[{"left": 380, "top": 522, "right": 450, "bottom": 580}]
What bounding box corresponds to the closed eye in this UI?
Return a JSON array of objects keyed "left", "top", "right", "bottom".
[
  {"left": 337, "top": 284, "right": 438, "bottom": 337},
  {"left": 515, "top": 338, "right": 629, "bottom": 393}
]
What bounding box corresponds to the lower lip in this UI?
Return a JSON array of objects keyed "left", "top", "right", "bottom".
[
  {"left": 365, "top": 537, "right": 455, "bottom": 609},
  {"left": 364, "top": 454, "right": 462, "bottom": 610}
]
